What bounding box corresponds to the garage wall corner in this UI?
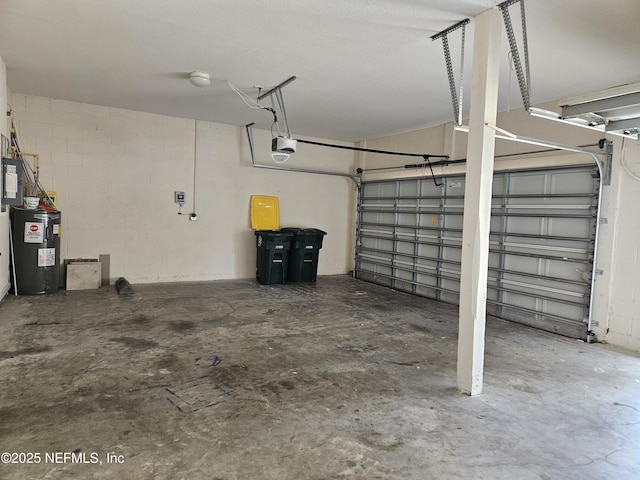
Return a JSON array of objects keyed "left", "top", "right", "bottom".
[
  {"left": 593, "top": 137, "right": 640, "bottom": 352},
  {"left": 0, "top": 56, "right": 10, "bottom": 299}
]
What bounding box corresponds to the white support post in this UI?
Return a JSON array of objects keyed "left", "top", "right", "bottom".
[{"left": 456, "top": 7, "right": 502, "bottom": 396}]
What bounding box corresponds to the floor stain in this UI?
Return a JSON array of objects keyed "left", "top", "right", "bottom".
[
  {"left": 131, "top": 314, "right": 152, "bottom": 325},
  {"left": 0, "top": 346, "right": 52, "bottom": 358},
  {"left": 170, "top": 320, "right": 196, "bottom": 332},
  {"left": 371, "top": 303, "right": 391, "bottom": 312},
  {"left": 195, "top": 355, "right": 222, "bottom": 367},
  {"left": 410, "top": 324, "right": 431, "bottom": 334},
  {"left": 343, "top": 344, "right": 378, "bottom": 354},
  {"left": 513, "top": 383, "right": 541, "bottom": 394},
  {"left": 157, "top": 352, "right": 181, "bottom": 369},
  {"left": 109, "top": 337, "right": 159, "bottom": 349},
  {"left": 166, "top": 375, "right": 234, "bottom": 412},
  {"left": 360, "top": 432, "right": 404, "bottom": 451}
]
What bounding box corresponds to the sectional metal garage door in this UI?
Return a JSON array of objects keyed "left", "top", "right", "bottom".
[{"left": 355, "top": 164, "right": 600, "bottom": 339}]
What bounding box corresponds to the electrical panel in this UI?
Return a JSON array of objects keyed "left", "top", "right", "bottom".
[{"left": 2, "top": 157, "right": 24, "bottom": 210}]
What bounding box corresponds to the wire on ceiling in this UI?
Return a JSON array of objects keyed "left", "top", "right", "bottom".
[
  {"left": 294, "top": 138, "right": 449, "bottom": 160},
  {"left": 227, "top": 80, "right": 280, "bottom": 136},
  {"left": 293, "top": 139, "right": 449, "bottom": 187},
  {"left": 621, "top": 138, "right": 640, "bottom": 182},
  {"left": 360, "top": 142, "right": 604, "bottom": 174}
]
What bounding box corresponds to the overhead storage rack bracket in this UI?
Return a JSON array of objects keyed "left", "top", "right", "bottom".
[
  {"left": 431, "top": 18, "right": 470, "bottom": 127},
  {"left": 498, "top": 0, "right": 531, "bottom": 111}
]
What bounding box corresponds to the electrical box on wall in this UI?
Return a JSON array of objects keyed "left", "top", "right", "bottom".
[
  {"left": 175, "top": 191, "right": 185, "bottom": 206},
  {"left": 2, "top": 157, "right": 24, "bottom": 211}
]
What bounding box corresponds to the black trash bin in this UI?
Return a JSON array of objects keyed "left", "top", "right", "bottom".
[
  {"left": 255, "top": 230, "right": 294, "bottom": 285},
  {"left": 281, "top": 228, "right": 327, "bottom": 283}
]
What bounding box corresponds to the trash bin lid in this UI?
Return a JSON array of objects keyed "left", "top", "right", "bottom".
[
  {"left": 250, "top": 195, "right": 280, "bottom": 230},
  {"left": 281, "top": 227, "right": 327, "bottom": 236},
  {"left": 254, "top": 230, "right": 294, "bottom": 237}
]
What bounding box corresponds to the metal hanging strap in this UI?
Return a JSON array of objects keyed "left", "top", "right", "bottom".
[
  {"left": 431, "top": 18, "right": 469, "bottom": 127},
  {"left": 498, "top": 0, "right": 531, "bottom": 111},
  {"left": 274, "top": 88, "right": 291, "bottom": 139},
  {"left": 257, "top": 76, "right": 296, "bottom": 139}
]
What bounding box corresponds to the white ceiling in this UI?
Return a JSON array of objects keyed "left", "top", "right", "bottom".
[{"left": 1, "top": 0, "right": 639, "bottom": 142}]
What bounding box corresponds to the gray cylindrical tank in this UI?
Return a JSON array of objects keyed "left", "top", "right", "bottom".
[{"left": 10, "top": 207, "right": 62, "bottom": 295}]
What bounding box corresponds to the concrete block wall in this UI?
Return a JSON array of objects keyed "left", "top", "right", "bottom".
[{"left": 9, "top": 94, "right": 357, "bottom": 284}]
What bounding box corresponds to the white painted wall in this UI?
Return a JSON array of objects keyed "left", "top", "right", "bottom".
[
  {"left": 592, "top": 138, "right": 640, "bottom": 352},
  {"left": 359, "top": 103, "right": 640, "bottom": 353},
  {"left": 361, "top": 102, "right": 603, "bottom": 175},
  {"left": 9, "top": 94, "right": 357, "bottom": 284},
  {"left": 0, "top": 57, "right": 9, "bottom": 298}
]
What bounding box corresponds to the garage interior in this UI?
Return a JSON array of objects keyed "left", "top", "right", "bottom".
[{"left": 0, "top": 1, "right": 639, "bottom": 479}]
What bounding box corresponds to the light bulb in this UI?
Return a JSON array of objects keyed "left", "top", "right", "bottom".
[{"left": 271, "top": 152, "right": 290, "bottom": 164}]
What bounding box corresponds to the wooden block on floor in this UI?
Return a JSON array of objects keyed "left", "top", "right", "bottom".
[{"left": 66, "top": 262, "right": 101, "bottom": 290}]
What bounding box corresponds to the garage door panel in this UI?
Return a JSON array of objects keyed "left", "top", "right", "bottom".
[
  {"left": 488, "top": 251, "right": 501, "bottom": 269},
  {"left": 395, "top": 266, "right": 414, "bottom": 282},
  {"left": 445, "top": 177, "right": 465, "bottom": 193},
  {"left": 486, "top": 285, "right": 500, "bottom": 302},
  {"left": 489, "top": 216, "right": 505, "bottom": 232},
  {"left": 503, "top": 254, "right": 541, "bottom": 274},
  {"left": 359, "top": 237, "right": 380, "bottom": 251},
  {"left": 416, "top": 263, "right": 439, "bottom": 279},
  {"left": 394, "top": 240, "right": 413, "bottom": 256},
  {"left": 415, "top": 284, "right": 439, "bottom": 299},
  {"left": 550, "top": 170, "right": 597, "bottom": 194},
  {"left": 442, "top": 247, "right": 461, "bottom": 264},
  {"left": 440, "top": 291, "right": 460, "bottom": 304},
  {"left": 356, "top": 166, "right": 598, "bottom": 339},
  {"left": 374, "top": 238, "right": 394, "bottom": 252},
  {"left": 360, "top": 211, "right": 382, "bottom": 224},
  {"left": 444, "top": 216, "right": 463, "bottom": 230},
  {"left": 399, "top": 181, "right": 419, "bottom": 196},
  {"left": 505, "top": 217, "right": 545, "bottom": 236},
  {"left": 497, "top": 306, "right": 587, "bottom": 338},
  {"left": 547, "top": 217, "right": 594, "bottom": 239},
  {"left": 508, "top": 172, "right": 547, "bottom": 194},
  {"left": 378, "top": 212, "right": 397, "bottom": 225},
  {"left": 416, "top": 244, "right": 440, "bottom": 260},
  {"left": 544, "top": 261, "right": 591, "bottom": 282},
  {"left": 397, "top": 212, "right": 417, "bottom": 226}
]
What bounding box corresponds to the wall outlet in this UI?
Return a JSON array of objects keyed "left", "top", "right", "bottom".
[{"left": 175, "top": 191, "right": 185, "bottom": 205}]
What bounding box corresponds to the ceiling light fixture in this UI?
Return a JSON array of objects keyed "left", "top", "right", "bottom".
[
  {"left": 271, "top": 152, "right": 290, "bottom": 164},
  {"left": 189, "top": 71, "right": 211, "bottom": 88}
]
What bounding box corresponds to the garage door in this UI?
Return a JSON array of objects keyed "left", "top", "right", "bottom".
[{"left": 355, "top": 164, "right": 600, "bottom": 339}]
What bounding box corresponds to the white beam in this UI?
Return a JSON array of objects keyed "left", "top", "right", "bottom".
[{"left": 456, "top": 7, "right": 502, "bottom": 396}]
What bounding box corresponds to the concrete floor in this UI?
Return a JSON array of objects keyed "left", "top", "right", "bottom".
[{"left": 0, "top": 275, "right": 639, "bottom": 480}]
